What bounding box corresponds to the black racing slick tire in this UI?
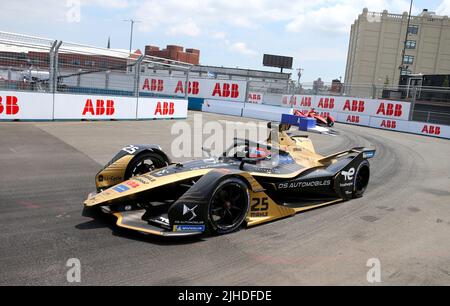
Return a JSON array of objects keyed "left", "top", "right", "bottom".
[
  {"left": 207, "top": 178, "right": 250, "bottom": 235},
  {"left": 124, "top": 152, "right": 168, "bottom": 180},
  {"left": 353, "top": 160, "right": 370, "bottom": 198},
  {"left": 327, "top": 118, "right": 335, "bottom": 127}
]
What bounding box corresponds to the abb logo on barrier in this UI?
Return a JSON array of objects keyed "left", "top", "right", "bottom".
[
  {"left": 380, "top": 120, "right": 397, "bottom": 129},
  {"left": 212, "top": 83, "right": 240, "bottom": 98},
  {"left": 0, "top": 95, "right": 20, "bottom": 115},
  {"left": 343, "top": 99, "right": 365, "bottom": 113},
  {"left": 175, "top": 81, "right": 200, "bottom": 95},
  {"left": 346, "top": 115, "right": 360, "bottom": 124},
  {"left": 317, "top": 97, "right": 335, "bottom": 109},
  {"left": 142, "top": 79, "right": 164, "bottom": 92},
  {"left": 300, "top": 97, "right": 312, "bottom": 107},
  {"left": 248, "top": 93, "right": 262, "bottom": 103},
  {"left": 318, "top": 111, "right": 332, "bottom": 118},
  {"left": 82, "top": 99, "right": 115, "bottom": 116},
  {"left": 154, "top": 102, "right": 175, "bottom": 116},
  {"left": 376, "top": 103, "right": 403, "bottom": 118},
  {"left": 421, "top": 125, "right": 441, "bottom": 135}
]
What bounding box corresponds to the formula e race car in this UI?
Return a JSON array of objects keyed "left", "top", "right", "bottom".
[
  {"left": 294, "top": 109, "right": 335, "bottom": 127},
  {"left": 83, "top": 124, "right": 375, "bottom": 237}
]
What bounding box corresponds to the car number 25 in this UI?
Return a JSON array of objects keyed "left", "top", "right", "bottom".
[{"left": 251, "top": 198, "right": 269, "bottom": 212}]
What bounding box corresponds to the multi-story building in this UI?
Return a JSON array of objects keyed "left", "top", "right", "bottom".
[
  {"left": 145, "top": 45, "right": 200, "bottom": 65},
  {"left": 345, "top": 8, "right": 450, "bottom": 96}
]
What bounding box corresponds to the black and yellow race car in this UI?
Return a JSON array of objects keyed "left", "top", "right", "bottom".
[{"left": 84, "top": 124, "right": 375, "bottom": 237}]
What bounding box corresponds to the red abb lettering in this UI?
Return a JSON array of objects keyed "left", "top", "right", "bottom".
[
  {"left": 381, "top": 120, "right": 397, "bottom": 129},
  {"left": 212, "top": 83, "right": 239, "bottom": 98},
  {"left": 346, "top": 115, "right": 360, "bottom": 123},
  {"left": 377, "top": 103, "right": 403, "bottom": 117},
  {"left": 126, "top": 181, "right": 140, "bottom": 188},
  {"left": 154, "top": 102, "right": 175, "bottom": 116},
  {"left": 142, "top": 79, "right": 164, "bottom": 92},
  {"left": 290, "top": 96, "right": 297, "bottom": 106},
  {"left": 106, "top": 100, "right": 115, "bottom": 115},
  {"left": 343, "top": 100, "right": 365, "bottom": 112},
  {"left": 421, "top": 125, "right": 441, "bottom": 135},
  {"left": 300, "top": 97, "right": 311, "bottom": 107},
  {"left": 175, "top": 81, "right": 200, "bottom": 95},
  {"left": 318, "top": 98, "right": 335, "bottom": 109},
  {"left": 83, "top": 99, "right": 115, "bottom": 116},
  {"left": 0, "top": 96, "right": 20, "bottom": 115}
]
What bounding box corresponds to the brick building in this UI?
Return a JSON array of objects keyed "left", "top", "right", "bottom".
[
  {"left": 0, "top": 44, "right": 134, "bottom": 72},
  {"left": 145, "top": 45, "right": 200, "bottom": 65}
]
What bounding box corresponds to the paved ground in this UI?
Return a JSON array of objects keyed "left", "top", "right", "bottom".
[{"left": 0, "top": 112, "right": 449, "bottom": 285}]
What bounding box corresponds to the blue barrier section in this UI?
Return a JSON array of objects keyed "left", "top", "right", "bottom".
[
  {"left": 281, "top": 114, "right": 316, "bottom": 131},
  {"left": 188, "top": 98, "right": 204, "bottom": 111}
]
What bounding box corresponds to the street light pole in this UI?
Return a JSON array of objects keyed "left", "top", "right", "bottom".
[{"left": 124, "top": 19, "right": 141, "bottom": 53}]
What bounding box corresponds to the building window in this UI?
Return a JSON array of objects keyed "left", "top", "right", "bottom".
[
  {"left": 406, "top": 40, "right": 416, "bottom": 49},
  {"left": 70, "top": 59, "right": 81, "bottom": 66},
  {"left": 408, "top": 25, "right": 419, "bottom": 35},
  {"left": 85, "top": 60, "right": 95, "bottom": 67},
  {"left": 401, "top": 69, "right": 412, "bottom": 76},
  {"left": 403, "top": 55, "right": 414, "bottom": 65}
]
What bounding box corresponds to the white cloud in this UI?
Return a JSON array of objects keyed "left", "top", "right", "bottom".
[
  {"left": 229, "top": 42, "right": 257, "bottom": 56},
  {"left": 166, "top": 20, "right": 201, "bottom": 37},
  {"left": 83, "top": 0, "right": 130, "bottom": 9},
  {"left": 437, "top": 0, "right": 450, "bottom": 15},
  {"left": 286, "top": 0, "right": 415, "bottom": 34},
  {"left": 132, "top": 0, "right": 418, "bottom": 36}
]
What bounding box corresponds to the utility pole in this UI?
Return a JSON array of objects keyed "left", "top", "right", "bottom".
[{"left": 124, "top": 19, "right": 141, "bottom": 53}]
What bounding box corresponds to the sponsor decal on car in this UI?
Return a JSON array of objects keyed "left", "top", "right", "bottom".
[
  {"left": 174, "top": 225, "right": 206, "bottom": 232},
  {"left": 278, "top": 180, "right": 332, "bottom": 189},
  {"left": 113, "top": 185, "right": 130, "bottom": 193},
  {"left": 183, "top": 205, "right": 198, "bottom": 221},
  {"left": 342, "top": 168, "right": 355, "bottom": 181}
]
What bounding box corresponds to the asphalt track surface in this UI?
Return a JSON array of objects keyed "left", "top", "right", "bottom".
[{"left": 0, "top": 112, "right": 449, "bottom": 285}]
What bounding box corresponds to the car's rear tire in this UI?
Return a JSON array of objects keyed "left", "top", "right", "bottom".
[
  {"left": 207, "top": 178, "right": 250, "bottom": 235},
  {"left": 353, "top": 160, "right": 370, "bottom": 198},
  {"left": 327, "top": 117, "right": 335, "bottom": 127},
  {"left": 124, "top": 152, "right": 168, "bottom": 180}
]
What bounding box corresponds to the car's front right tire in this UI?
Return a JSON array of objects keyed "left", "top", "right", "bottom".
[{"left": 207, "top": 178, "right": 250, "bottom": 235}]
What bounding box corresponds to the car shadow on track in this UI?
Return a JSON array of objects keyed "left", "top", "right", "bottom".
[{"left": 75, "top": 209, "right": 206, "bottom": 246}]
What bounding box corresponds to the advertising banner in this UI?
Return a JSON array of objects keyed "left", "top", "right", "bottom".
[
  {"left": 140, "top": 77, "right": 247, "bottom": 102},
  {"left": 137, "top": 98, "right": 188, "bottom": 119},
  {"left": 54, "top": 94, "right": 137, "bottom": 120},
  {"left": 0, "top": 91, "right": 53, "bottom": 120}
]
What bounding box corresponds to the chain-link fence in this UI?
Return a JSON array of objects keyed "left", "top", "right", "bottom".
[
  {"left": 0, "top": 31, "right": 193, "bottom": 98},
  {"left": 1, "top": 31, "right": 449, "bottom": 125},
  {"left": 249, "top": 80, "right": 450, "bottom": 125}
]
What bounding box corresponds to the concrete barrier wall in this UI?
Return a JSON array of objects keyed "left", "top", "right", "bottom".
[
  {"left": 201, "top": 98, "right": 450, "bottom": 139},
  {"left": 0, "top": 90, "right": 188, "bottom": 121}
]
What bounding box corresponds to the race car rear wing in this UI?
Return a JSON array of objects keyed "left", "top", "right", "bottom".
[{"left": 318, "top": 147, "right": 376, "bottom": 164}]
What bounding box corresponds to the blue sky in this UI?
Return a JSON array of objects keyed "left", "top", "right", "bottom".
[{"left": 1, "top": 0, "right": 449, "bottom": 82}]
